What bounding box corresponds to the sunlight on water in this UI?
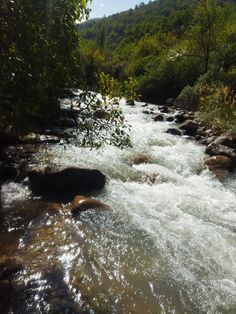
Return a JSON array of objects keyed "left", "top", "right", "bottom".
[{"left": 2, "top": 102, "right": 236, "bottom": 313}]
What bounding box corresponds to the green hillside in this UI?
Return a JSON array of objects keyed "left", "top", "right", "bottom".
[{"left": 78, "top": 0, "right": 236, "bottom": 108}]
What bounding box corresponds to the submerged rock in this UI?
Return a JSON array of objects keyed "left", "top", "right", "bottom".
[
  {"left": 28, "top": 167, "right": 106, "bottom": 197},
  {"left": 129, "top": 153, "right": 150, "bottom": 165},
  {"left": 71, "top": 195, "right": 110, "bottom": 215}
]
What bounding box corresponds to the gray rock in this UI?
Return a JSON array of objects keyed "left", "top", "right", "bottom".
[{"left": 180, "top": 120, "right": 198, "bottom": 136}]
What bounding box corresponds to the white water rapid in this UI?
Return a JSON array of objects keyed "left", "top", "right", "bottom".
[{"left": 2, "top": 101, "right": 236, "bottom": 313}]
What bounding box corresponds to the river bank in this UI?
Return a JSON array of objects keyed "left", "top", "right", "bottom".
[{"left": 0, "top": 100, "right": 236, "bottom": 313}]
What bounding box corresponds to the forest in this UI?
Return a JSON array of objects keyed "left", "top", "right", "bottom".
[{"left": 79, "top": 0, "right": 236, "bottom": 131}]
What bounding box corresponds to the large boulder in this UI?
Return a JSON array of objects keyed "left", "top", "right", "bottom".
[
  {"left": 205, "top": 155, "right": 232, "bottom": 169},
  {"left": 28, "top": 167, "right": 106, "bottom": 197},
  {"left": 71, "top": 195, "right": 110, "bottom": 215},
  {"left": 205, "top": 144, "right": 236, "bottom": 167},
  {"left": 179, "top": 120, "right": 198, "bottom": 136},
  {"left": 211, "top": 133, "right": 236, "bottom": 149}
]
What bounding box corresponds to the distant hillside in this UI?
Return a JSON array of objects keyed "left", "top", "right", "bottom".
[
  {"left": 79, "top": 0, "right": 196, "bottom": 51},
  {"left": 78, "top": 0, "right": 236, "bottom": 103}
]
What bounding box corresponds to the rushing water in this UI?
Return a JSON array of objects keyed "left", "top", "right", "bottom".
[{"left": 1, "top": 102, "right": 236, "bottom": 313}]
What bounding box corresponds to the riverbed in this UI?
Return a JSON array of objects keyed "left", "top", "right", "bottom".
[{"left": 1, "top": 101, "right": 236, "bottom": 313}]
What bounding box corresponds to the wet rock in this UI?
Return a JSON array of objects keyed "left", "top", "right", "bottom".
[
  {"left": 129, "top": 153, "right": 150, "bottom": 165},
  {"left": 93, "top": 109, "right": 110, "bottom": 120},
  {"left": 141, "top": 103, "right": 148, "bottom": 107},
  {"left": 0, "top": 164, "right": 18, "bottom": 182},
  {"left": 159, "top": 107, "right": 169, "bottom": 113},
  {"left": 205, "top": 144, "right": 236, "bottom": 167},
  {"left": 153, "top": 114, "right": 164, "bottom": 122},
  {"left": 166, "top": 98, "right": 174, "bottom": 106},
  {"left": 205, "top": 155, "right": 232, "bottom": 169},
  {"left": 20, "top": 133, "right": 60, "bottom": 145},
  {"left": 212, "top": 133, "right": 236, "bottom": 149},
  {"left": 28, "top": 167, "right": 106, "bottom": 197},
  {"left": 205, "top": 136, "right": 217, "bottom": 146},
  {"left": 209, "top": 168, "right": 230, "bottom": 181},
  {"left": 0, "top": 256, "right": 23, "bottom": 280},
  {"left": 71, "top": 195, "right": 110, "bottom": 215},
  {"left": 165, "top": 128, "right": 182, "bottom": 136},
  {"left": 126, "top": 100, "right": 135, "bottom": 106},
  {"left": 175, "top": 113, "right": 186, "bottom": 124},
  {"left": 166, "top": 116, "right": 174, "bottom": 122},
  {"left": 142, "top": 110, "right": 151, "bottom": 115},
  {"left": 180, "top": 120, "right": 198, "bottom": 136},
  {"left": 57, "top": 117, "right": 77, "bottom": 128}
]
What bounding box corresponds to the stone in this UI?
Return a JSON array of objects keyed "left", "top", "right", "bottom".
[
  {"left": 142, "top": 110, "right": 151, "bottom": 115},
  {"left": 0, "top": 164, "right": 18, "bottom": 182},
  {"left": 126, "top": 100, "right": 135, "bottom": 106},
  {"left": 179, "top": 120, "right": 198, "bottom": 136},
  {"left": 205, "top": 155, "right": 232, "bottom": 169},
  {"left": 28, "top": 167, "right": 106, "bottom": 197},
  {"left": 141, "top": 104, "right": 148, "bottom": 107},
  {"left": 57, "top": 117, "right": 77, "bottom": 128},
  {"left": 0, "top": 256, "right": 23, "bottom": 280},
  {"left": 175, "top": 113, "right": 186, "bottom": 124},
  {"left": 205, "top": 143, "right": 236, "bottom": 167},
  {"left": 71, "top": 195, "right": 110, "bottom": 215},
  {"left": 160, "top": 107, "right": 169, "bottom": 113},
  {"left": 93, "top": 109, "right": 110, "bottom": 120},
  {"left": 129, "top": 153, "right": 150, "bottom": 165},
  {"left": 212, "top": 133, "right": 236, "bottom": 149},
  {"left": 153, "top": 114, "right": 164, "bottom": 122},
  {"left": 210, "top": 168, "right": 230, "bottom": 181},
  {"left": 165, "top": 128, "right": 182, "bottom": 136},
  {"left": 166, "top": 116, "right": 175, "bottom": 122}
]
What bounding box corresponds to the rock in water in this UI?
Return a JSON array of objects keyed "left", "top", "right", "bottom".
[
  {"left": 180, "top": 120, "right": 198, "bottom": 136},
  {"left": 126, "top": 100, "right": 135, "bottom": 106},
  {"left": 165, "top": 128, "right": 182, "bottom": 136},
  {"left": 28, "top": 167, "right": 106, "bottom": 197},
  {"left": 71, "top": 195, "right": 110, "bottom": 215}
]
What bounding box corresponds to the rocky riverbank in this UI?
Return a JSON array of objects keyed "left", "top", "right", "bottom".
[{"left": 140, "top": 102, "right": 236, "bottom": 180}]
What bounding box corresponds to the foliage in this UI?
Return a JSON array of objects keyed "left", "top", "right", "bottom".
[
  {"left": 0, "top": 0, "right": 89, "bottom": 135},
  {"left": 71, "top": 90, "right": 132, "bottom": 149},
  {"left": 79, "top": 0, "right": 236, "bottom": 104},
  {"left": 176, "top": 85, "right": 200, "bottom": 110},
  {"left": 198, "top": 84, "right": 236, "bottom": 130}
]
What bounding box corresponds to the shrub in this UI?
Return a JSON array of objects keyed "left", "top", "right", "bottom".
[
  {"left": 175, "top": 85, "right": 199, "bottom": 110},
  {"left": 198, "top": 84, "right": 236, "bottom": 131}
]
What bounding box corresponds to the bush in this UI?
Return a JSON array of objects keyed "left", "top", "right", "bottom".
[
  {"left": 198, "top": 84, "right": 236, "bottom": 131},
  {"left": 175, "top": 85, "right": 199, "bottom": 111}
]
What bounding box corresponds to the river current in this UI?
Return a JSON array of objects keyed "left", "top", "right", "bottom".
[{"left": 1, "top": 101, "right": 236, "bottom": 313}]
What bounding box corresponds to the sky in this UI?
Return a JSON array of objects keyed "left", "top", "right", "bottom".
[{"left": 89, "top": 0, "right": 150, "bottom": 18}]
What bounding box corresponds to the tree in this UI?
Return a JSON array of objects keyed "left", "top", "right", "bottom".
[
  {"left": 0, "top": 0, "right": 89, "bottom": 134},
  {"left": 186, "top": 0, "right": 222, "bottom": 72}
]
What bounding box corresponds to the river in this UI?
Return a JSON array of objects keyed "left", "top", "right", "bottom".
[{"left": 1, "top": 101, "right": 236, "bottom": 313}]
